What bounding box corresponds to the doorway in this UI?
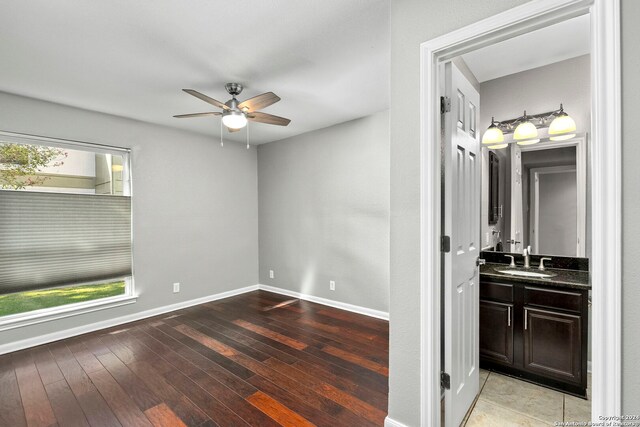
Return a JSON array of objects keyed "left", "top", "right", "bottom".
[{"left": 417, "top": 0, "right": 621, "bottom": 426}]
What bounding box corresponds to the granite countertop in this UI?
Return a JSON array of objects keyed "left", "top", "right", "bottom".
[{"left": 480, "top": 263, "right": 591, "bottom": 290}]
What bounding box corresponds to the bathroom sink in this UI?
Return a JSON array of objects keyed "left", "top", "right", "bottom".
[{"left": 496, "top": 269, "right": 556, "bottom": 278}]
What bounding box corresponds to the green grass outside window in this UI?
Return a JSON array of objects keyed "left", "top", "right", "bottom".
[{"left": 0, "top": 281, "right": 126, "bottom": 317}]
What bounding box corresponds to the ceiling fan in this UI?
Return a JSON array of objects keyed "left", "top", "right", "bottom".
[{"left": 173, "top": 83, "right": 291, "bottom": 133}]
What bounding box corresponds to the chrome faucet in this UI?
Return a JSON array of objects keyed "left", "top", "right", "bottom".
[
  {"left": 505, "top": 255, "right": 516, "bottom": 268},
  {"left": 538, "top": 257, "right": 552, "bottom": 271},
  {"left": 523, "top": 246, "right": 531, "bottom": 269}
]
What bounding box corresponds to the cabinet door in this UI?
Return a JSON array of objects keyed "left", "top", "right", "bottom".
[
  {"left": 523, "top": 307, "right": 581, "bottom": 383},
  {"left": 480, "top": 300, "right": 514, "bottom": 366}
]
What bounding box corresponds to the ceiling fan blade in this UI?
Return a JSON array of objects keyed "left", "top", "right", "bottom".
[
  {"left": 183, "top": 89, "right": 230, "bottom": 110},
  {"left": 173, "top": 112, "right": 222, "bottom": 118},
  {"left": 227, "top": 126, "right": 241, "bottom": 133},
  {"left": 238, "top": 92, "right": 280, "bottom": 112},
  {"left": 247, "top": 112, "right": 291, "bottom": 126}
]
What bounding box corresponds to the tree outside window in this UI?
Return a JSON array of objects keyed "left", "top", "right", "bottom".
[{"left": 0, "top": 143, "right": 67, "bottom": 189}]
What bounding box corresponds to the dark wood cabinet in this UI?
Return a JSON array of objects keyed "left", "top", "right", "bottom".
[
  {"left": 480, "top": 278, "right": 588, "bottom": 398},
  {"left": 480, "top": 300, "right": 514, "bottom": 366},
  {"left": 523, "top": 307, "right": 582, "bottom": 383}
]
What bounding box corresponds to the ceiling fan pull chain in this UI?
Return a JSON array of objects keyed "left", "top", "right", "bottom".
[
  {"left": 220, "top": 119, "right": 224, "bottom": 147},
  {"left": 246, "top": 121, "right": 250, "bottom": 149}
]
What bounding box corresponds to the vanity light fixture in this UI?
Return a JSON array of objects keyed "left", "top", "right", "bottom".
[
  {"left": 481, "top": 104, "right": 577, "bottom": 149},
  {"left": 513, "top": 111, "right": 539, "bottom": 142},
  {"left": 482, "top": 117, "right": 504, "bottom": 145},
  {"left": 548, "top": 104, "right": 577, "bottom": 141}
]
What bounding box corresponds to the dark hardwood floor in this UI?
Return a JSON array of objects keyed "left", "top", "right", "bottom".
[{"left": 0, "top": 290, "right": 389, "bottom": 427}]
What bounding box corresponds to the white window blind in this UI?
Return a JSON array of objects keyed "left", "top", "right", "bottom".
[{"left": 0, "top": 190, "right": 132, "bottom": 294}]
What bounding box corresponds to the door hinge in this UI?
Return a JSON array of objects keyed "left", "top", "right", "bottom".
[
  {"left": 440, "top": 96, "right": 451, "bottom": 114},
  {"left": 441, "top": 235, "right": 451, "bottom": 253},
  {"left": 441, "top": 372, "right": 451, "bottom": 390}
]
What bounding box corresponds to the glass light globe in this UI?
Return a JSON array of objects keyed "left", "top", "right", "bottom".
[
  {"left": 488, "top": 143, "right": 508, "bottom": 149},
  {"left": 549, "top": 113, "right": 577, "bottom": 141},
  {"left": 222, "top": 111, "right": 247, "bottom": 129},
  {"left": 482, "top": 126, "right": 504, "bottom": 145},
  {"left": 514, "top": 121, "right": 538, "bottom": 141}
]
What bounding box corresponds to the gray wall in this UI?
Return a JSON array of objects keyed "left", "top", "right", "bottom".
[
  {"left": 480, "top": 55, "right": 590, "bottom": 254},
  {"left": 389, "top": 2, "right": 530, "bottom": 424},
  {"left": 479, "top": 55, "right": 591, "bottom": 143},
  {"left": 257, "top": 111, "right": 390, "bottom": 312},
  {"left": 389, "top": 1, "right": 639, "bottom": 424},
  {"left": 0, "top": 91, "right": 259, "bottom": 348},
  {"left": 621, "top": 0, "right": 640, "bottom": 413}
]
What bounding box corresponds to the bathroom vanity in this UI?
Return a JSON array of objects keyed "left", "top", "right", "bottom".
[{"left": 479, "top": 252, "right": 590, "bottom": 398}]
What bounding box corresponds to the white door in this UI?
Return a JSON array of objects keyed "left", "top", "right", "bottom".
[
  {"left": 509, "top": 143, "right": 523, "bottom": 253},
  {"left": 443, "top": 62, "right": 480, "bottom": 427}
]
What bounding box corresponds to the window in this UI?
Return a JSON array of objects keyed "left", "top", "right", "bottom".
[{"left": 0, "top": 131, "right": 133, "bottom": 321}]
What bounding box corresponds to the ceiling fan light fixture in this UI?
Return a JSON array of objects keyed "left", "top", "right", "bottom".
[{"left": 222, "top": 110, "right": 247, "bottom": 129}]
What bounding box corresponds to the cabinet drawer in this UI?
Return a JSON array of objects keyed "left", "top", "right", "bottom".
[
  {"left": 524, "top": 286, "right": 583, "bottom": 313},
  {"left": 480, "top": 282, "right": 514, "bottom": 303}
]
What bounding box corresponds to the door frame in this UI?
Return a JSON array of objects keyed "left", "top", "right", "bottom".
[{"left": 417, "top": 0, "right": 620, "bottom": 425}]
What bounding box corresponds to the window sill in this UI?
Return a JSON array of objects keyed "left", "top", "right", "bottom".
[{"left": 0, "top": 294, "right": 137, "bottom": 332}]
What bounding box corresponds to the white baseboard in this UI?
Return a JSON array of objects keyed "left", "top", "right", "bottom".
[
  {"left": 257, "top": 284, "right": 389, "bottom": 320},
  {"left": 0, "top": 282, "right": 389, "bottom": 355},
  {"left": 0, "top": 284, "right": 259, "bottom": 355},
  {"left": 384, "top": 416, "right": 409, "bottom": 427}
]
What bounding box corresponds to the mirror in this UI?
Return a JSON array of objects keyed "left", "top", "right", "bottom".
[
  {"left": 488, "top": 151, "right": 500, "bottom": 225},
  {"left": 482, "top": 136, "right": 587, "bottom": 257}
]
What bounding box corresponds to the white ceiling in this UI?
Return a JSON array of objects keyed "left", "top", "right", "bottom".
[
  {"left": 462, "top": 14, "right": 590, "bottom": 83},
  {"left": 0, "top": 1, "right": 389, "bottom": 144}
]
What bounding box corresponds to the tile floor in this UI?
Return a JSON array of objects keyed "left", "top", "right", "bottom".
[{"left": 463, "top": 370, "right": 591, "bottom": 426}]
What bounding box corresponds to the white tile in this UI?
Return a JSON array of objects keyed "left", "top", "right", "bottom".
[
  {"left": 466, "top": 399, "right": 551, "bottom": 426},
  {"left": 480, "top": 369, "right": 489, "bottom": 387},
  {"left": 479, "top": 373, "right": 564, "bottom": 424},
  {"left": 564, "top": 394, "right": 591, "bottom": 422}
]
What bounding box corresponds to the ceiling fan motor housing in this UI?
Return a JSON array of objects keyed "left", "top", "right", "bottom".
[{"left": 225, "top": 82, "right": 243, "bottom": 96}]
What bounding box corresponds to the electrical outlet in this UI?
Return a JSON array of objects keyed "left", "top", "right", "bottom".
[
  {"left": 329, "top": 280, "right": 336, "bottom": 291},
  {"left": 173, "top": 282, "right": 180, "bottom": 293},
  {"left": 269, "top": 270, "right": 275, "bottom": 279}
]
